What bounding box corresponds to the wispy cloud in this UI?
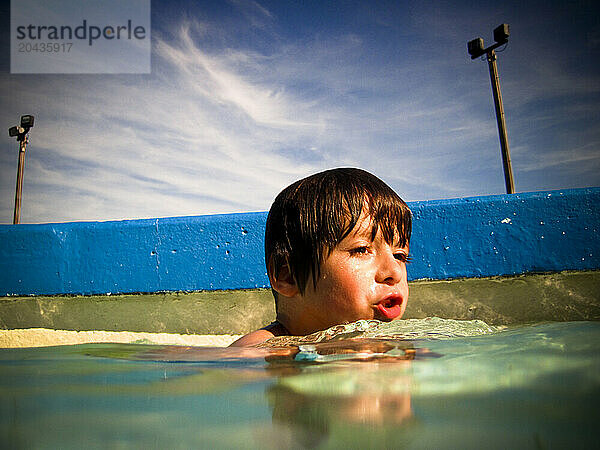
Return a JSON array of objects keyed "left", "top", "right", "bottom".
[{"left": 1, "top": 1, "right": 598, "bottom": 223}]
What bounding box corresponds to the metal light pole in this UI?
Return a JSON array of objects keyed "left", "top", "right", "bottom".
[
  {"left": 468, "top": 24, "right": 515, "bottom": 194},
  {"left": 8, "top": 115, "right": 35, "bottom": 224}
]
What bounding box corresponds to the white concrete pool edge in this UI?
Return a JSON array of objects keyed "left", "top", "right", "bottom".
[{"left": 0, "top": 328, "right": 241, "bottom": 348}]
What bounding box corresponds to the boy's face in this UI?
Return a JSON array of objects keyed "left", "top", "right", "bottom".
[{"left": 295, "top": 212, "right": 409, "bottom": 334}]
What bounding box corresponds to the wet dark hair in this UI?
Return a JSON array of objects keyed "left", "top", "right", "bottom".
[{"left": 265, "top": 168, "right": 412, "bottom": 303}]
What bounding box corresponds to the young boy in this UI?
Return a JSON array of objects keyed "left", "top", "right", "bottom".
[{"left": 231, "top": 168, "right": 412, "bottom": 347}]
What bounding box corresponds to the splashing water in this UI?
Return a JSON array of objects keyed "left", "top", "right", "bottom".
[{"left": 258, "top": 317, "right": 498, "bottom": 347}]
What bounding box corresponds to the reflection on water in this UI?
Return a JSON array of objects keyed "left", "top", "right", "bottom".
[
  {"left": 1, "top": 319, "right": 599, "bottom": 449},
  {"left": 265, "top": 345, "right": 417, "bottom": 448}
]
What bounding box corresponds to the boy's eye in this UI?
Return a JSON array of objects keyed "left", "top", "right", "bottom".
[
  {"left": 394, "top": 252, "right": 412, "bottom": 263},
  {"left": 349, "top": 246, "right": 369, "bottom": 255}
]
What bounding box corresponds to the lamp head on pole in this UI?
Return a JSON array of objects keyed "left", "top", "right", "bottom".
[
  {"left": 467, "top": 38, "right": 485, "bottom": 58},
  {"left": 8, "top": 115, "right": 34, "bottom": 142},
  {"left": 493, "top": 24, "right": 509, "bottom": 44},
  {"left": 467, "top": 24, "right": 509, "bottom": 59}
]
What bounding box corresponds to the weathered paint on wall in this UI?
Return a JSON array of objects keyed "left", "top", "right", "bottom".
[
  {"left": 1, "top": 187, "right": 598, "bottom": 296},
  {"left": 409, "top": 188, "right": 599, "bottom": 280},
  {"left": 1, "top": 213, "right": 267, "bottom": 295}
]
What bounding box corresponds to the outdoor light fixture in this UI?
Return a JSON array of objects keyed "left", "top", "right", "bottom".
[
  {"left": 493, "top": 23, "right": 509, "bottom": 44},
  {"left": 467, "top": 24, "right": 515, "bottom": 194},
  {"left": 20, "top": 114, "right": 35, "bottom": 130},
  {"left": 467, "top": 38, "right": 485, "bottom": 59},
  {"left": 468, "top": 24, "right": 510, "bottom": 60},
  {"left": 8, "top": 114, "right": 35, "bottom": 224}
]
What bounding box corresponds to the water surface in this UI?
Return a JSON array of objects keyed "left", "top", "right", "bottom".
[{"left": 1, "top": 320, "right": 598, "bottom": 449}]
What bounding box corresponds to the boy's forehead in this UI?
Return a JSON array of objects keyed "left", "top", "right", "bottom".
[
  {"left": 348, "top": 213, "right": 382, "bottom": 240},
  {"left": 349, "top": 212, "right": 374, "bottom": 235}
]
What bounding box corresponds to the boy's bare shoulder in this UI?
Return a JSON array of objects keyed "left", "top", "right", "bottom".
[
  {"left": 229, "top": 321, "right": 290, "bottom": 347},
  {"left": 229, "top": 329, "right": 275, "bottom": 347}
]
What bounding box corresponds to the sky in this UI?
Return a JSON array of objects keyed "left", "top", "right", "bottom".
[{"left": 0, "top": 0, "right": 599, "bottom": 224}]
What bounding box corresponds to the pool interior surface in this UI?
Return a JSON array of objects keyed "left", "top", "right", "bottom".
[
  {"left": 3, "top": 271, "right": 598, "bottom": 336},
  {"left": 1, "top": 320, "right": 598, "bottom": 449}
]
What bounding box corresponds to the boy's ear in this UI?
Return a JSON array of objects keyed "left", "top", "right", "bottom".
[{"left": 269, "top": 261, "right": 299, "bottom": 298}]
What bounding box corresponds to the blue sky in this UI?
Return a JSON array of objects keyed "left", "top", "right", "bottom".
[{"left": 1, "top": 0, "right": 599, "bottom": 223}]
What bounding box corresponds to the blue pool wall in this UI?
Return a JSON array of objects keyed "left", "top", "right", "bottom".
[{"left": 1, "top": 187, "right": 599, "bottom": 296}]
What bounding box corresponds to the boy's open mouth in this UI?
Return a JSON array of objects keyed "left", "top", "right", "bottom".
[{"left": 376, "top": 296, "right": 403, "bottom": 320}]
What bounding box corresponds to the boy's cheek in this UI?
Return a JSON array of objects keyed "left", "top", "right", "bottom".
[{"left": 398, "top": 289, "right": 409, "bottom": 319}]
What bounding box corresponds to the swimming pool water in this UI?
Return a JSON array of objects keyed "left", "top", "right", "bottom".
[{"left": 1, "top": 321, "right": 598, "bottom": 449}]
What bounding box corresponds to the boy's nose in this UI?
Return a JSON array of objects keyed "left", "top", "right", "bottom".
[{"left": 375, "top": 250, "right": 405, "bottom": 285}]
